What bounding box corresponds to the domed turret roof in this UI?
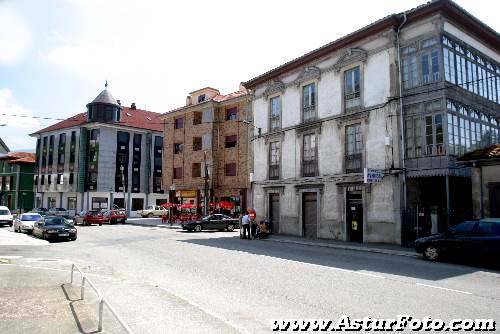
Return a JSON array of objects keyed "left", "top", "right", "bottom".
[{"left": 88, "top": 88, "right": 119, "bottom": 106}]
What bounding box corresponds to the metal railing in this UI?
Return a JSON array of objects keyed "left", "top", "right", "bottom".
[{"left": 70, "top": 264, "right": 133, "bottom": 333}]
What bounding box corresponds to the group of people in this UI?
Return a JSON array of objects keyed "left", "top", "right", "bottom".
[{"left": 240, "top": 212, "right": 270, "bottom": 240}]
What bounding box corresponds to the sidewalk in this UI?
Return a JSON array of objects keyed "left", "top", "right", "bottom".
[
  {"left": 0, "top": 260, "right": 102, "bottom": 334},
  {"left": 126, "top": 218, "right": 182, "bottom": 228},
  {"left": 266, "top": 234, "right": 417, "bottom": 257}
]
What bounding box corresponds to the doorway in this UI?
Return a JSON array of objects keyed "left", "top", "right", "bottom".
[
  {"left": 347, "top": 191, "right": 363, "bottom": 242},
  {"left": 269, "top": 193, "right": 280, "bottom": 234},
  {"left": 302, "top": 192, "right": 317, "bottom": 238}
]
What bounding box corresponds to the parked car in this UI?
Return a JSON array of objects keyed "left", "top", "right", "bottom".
[
  {"left": 0, "top": 206, "right": 13, "bottom": 227},
  {"left": 137, "top": 205, "right": 169, "bottom": 218},
  {"left": 104, "top": 209, "right": 127, "bottom": 224},
  {"left": 32, "top": 216, "right": 77, "bottom": 241},
  {"left": 182, "top": 214, "right": 239, "bottom": 232},
  {"left": 32, "top": 208, "right": 48, "bottom": 217},
  {"left": 13, "top": 213, "right": 43, "bottom": 234},
  {"left": 415, "top": 218, "right": 500, "bottom": 262},
  {"left": 47, "top": 207, "right": 70, "bottom": 218},
  {"left": 74, "top": 210, "right": 106, "bottom": 226}
]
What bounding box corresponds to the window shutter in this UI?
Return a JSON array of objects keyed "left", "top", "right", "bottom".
[
  {"left": 202, "top": 108, "right": 214, "bottom": 123},
  {"left": 202, "top": 134, "right": 212, "bottom": 150}
]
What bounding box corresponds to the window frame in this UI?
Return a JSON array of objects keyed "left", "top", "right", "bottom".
[
  {"left": 268, "top": 140, "right": 281, "bottom": 180},
  {"left": 343, "top": 66, "right": 362, "bottom": 110},
  {"left": 225, "top": 163, "right": 237, "bottom": 177},
  {"left": 301, "top": 81, "right": 317, "bottom": 123},
  {"left": 301, "top": 132, "right": 318, "bottom": 177},
  {"left": 174, "top": 117, "right": 184, "bottom": 129},
  {"left": 269, "top": 94, "right": 282, "bottom": 131},
  {"left": 224, "top": 135, "right": 237, "bottom": 149}
]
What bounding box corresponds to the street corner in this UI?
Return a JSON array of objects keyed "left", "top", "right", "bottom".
[{"left": 0, "top": 227, "right": 50, "bottom": 246}]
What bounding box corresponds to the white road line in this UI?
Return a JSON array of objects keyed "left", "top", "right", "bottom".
[
  {"left": 415, "top": 282, "right": 472, "bottom": 295},
  {"left": 11, "top": 264, "right": 118, "bottom": 281},
  {"left": 157, "top": 285, "right": 252, "bottom": 334}
]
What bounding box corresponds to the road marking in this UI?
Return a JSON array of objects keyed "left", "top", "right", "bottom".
[
  {"left": 415, "top": 282, "right": 472, "bottom": 295},
  {"left": 0, "top": 255, "right": 23, "bottom": 259},
  {"left": 157, "top": 285, "right": 252, "bottom": 334}
]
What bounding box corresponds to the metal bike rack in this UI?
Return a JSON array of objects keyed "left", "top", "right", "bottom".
[{"left": 70, "top": 264, "right": 133, "bottom": 333}]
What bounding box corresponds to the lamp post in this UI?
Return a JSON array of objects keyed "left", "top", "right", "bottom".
[{"left": 120, "top": 165, "right": 126, "bottom": 214}]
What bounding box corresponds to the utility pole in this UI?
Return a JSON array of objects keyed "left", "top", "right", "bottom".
[
  {"left": 120, "top": 165, "right": 127, "bottom": 214},
  {"left": 203, "top": 151, "right": 209, "bottom": 216}
]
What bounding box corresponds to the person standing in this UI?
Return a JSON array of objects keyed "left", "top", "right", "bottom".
[{"left": 241, "top": 213, "right": 251, "bottom": 239}]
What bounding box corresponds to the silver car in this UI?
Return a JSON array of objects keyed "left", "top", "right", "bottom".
[{"left": 13, "top": 213, "right": 43, "bottom": 234}]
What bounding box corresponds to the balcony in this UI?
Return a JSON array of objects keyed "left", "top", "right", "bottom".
[
  {"left": 269, "top": 164, "right": 280, "bottom": 180},
  {"left": 302, "top": 159, "right": 318, "bottom": 177},
  {"left": 345, "top": 153, "right": 362, "bottom": 173}
]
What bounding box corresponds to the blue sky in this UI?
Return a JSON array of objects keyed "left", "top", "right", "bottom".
[{"left": 0, "top": 0, "right": 498, "bottom": 151}]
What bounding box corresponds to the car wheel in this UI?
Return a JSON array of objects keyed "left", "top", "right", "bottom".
[
  {"left": 99, "top": 223, "right": 102, "bottom": 226},
  {"left": 194, "top": 224, "right": 202, "bottom": 232},
  {"left": 227, "top": 224, "right": 235, "bottom": 232},
  {"left": 147, "top": 213, "right": 154, "bottom": 218},
  {"left": 423, "top": 246, "right": 439, "bottom": 261}
]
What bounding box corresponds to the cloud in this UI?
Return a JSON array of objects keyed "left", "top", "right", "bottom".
[
  {"left": 0, "top": 89, "right": 39, "bottom": 150},
  {"left": 0, "top": 6, "right": 31, "bottom": 64}
]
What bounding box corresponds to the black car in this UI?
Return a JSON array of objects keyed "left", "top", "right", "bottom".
[
  {"left": 182, "top": 214, "right": 239, "bottom": 232},
  {"left": 415, "top": 218, "right": 500, "bottom": 262},
  {"left": 32, "top": 216, "right": 77, "bottom": 241}
]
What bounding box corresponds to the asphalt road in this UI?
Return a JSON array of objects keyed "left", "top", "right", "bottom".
[{"left": 0, "top": 223, "right": 499, "bottom": 333}]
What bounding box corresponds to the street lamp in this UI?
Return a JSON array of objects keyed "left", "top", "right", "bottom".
[{"left": 120, "top": 165, "right": 126, "bottom": 214}]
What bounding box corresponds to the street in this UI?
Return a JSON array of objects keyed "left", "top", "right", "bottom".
[{"left": 0, "top": 222, "right": 499, "bottom": 333}]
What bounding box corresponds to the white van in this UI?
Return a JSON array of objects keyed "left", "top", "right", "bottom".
[{"left": 0, "top": 206, "right": 13, "bottom": 227}]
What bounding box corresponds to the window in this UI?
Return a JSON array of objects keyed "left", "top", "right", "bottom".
[
  {"left": 446, "top": 99, "right": 500, "bottom": 156},
  {"left": 67, "top": 197, "right": 77, "bottom": 211},
  {"left": 345, "top": 124, "right": 362, "bottom": 173},
  {"left": 302, "top": 133, "right": 318, "bottom": 177},
  {"left": 69, "top": 131, "right": 76, "bottom": 164},
  {"left": 41, "top": 175, "right": 45, "bottom": 185},
  {"left": 226, "top": 107, "right": 238, "bottom": 121},
  {"left": 225, "top": 135, "right": 237, "bottom": 149},
  {"left": 225, "top": 163, "right": 236, "bottom": 176},
  {"left": 58, "top": 133, "right": 66, "bottom": 166},
  {"left": 448, "top": 221, "right": 476, "bottom": 236},
  {"left": 402, "top": 56, "right": 418, "bottom": 88},
  {"left": 192, "top": 163, "right": 201, "bottom": 178},
  {"left": 193, "top": 137, "right": 202, "bottom": 151},
  {"left": 344, "top": 67, "right": 361, "bottom": 109},
  {"left": 269, "top": 141, "right": 280, "bottom": 180},
  {"left": 174, "top": 117, "right": 184, "bottom": 129},
  {"left": 174, "top": 143, "right": 184, "bottom": 154},
  {"left": 193, "top": 112, "right": 202, "bottom": 125},
  {"left": 57, "top": 174, "right": 64, "bottom": 185},
  {"left": 48, "top": 175, "right": 52, "bottom": 185},
  {"left": 270, "top": 96, "right": 281, "bottom": 130},
  {"left": 198, "top": 94, "right": 206, "bottom": 103},
  {"left": 69, "top": 173, "right": 74, "bottom": 185},
  {"left": 173, "top": 167, "right": 183, "bottom": 179},
  {"left": 4, "top": 176, "right": 11, "bottom": 191},
  {"left": 302, "top": 83, "right": 316, "bottom": 122},
  {"left": 442, "top": 34, "right": 499, "bottom": 104},
  {"left": 48, "top": 135, "right": 54, "bottom": 166},
  {"left": 92, "top": 197, "right": 108, "bottom": 210},
  {"left": 421, "top": 51, "right": 440, "bottom": 84},
  {"left": 475, "top": 221, "right": 500, "bottom": 236}
]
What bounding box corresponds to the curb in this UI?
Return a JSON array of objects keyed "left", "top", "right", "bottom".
[{"left": 267, "top": 238, "right": 418, "bottom": 258}]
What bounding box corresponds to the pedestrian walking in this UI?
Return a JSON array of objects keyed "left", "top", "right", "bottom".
[
  {"left": 161, "top": 213, "right": 168, "bottom": 225},
  {"left": 240, "top": 213, "right": 251, "bottom": 239}
]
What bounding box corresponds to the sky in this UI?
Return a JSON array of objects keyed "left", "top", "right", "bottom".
[{"left": 0, "top": 0, "right": 498, "bottom": 151}]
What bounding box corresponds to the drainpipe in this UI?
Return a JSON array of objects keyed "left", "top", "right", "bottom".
[{"left": 396, "top": 13, "right": 408, "bottom": 211}]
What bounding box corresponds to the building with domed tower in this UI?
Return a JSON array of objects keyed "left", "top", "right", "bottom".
[{"left": 31, "top": 84, "right": 167, "bottom": 217}]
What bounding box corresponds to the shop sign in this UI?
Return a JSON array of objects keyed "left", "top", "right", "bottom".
[
  {"left": 364, "top": 168, "right": 384, "bottom": 183},
  {"left": 180, "top": 190, "right": 197, "bottom": 198}
]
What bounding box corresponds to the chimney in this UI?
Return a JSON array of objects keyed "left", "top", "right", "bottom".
[
  {"left": 116, "top": 99, "right": 121, "bottom": 106},
  {"left": 186, "top": 95, "right": 192, "bottom": 106},
  {"left": 131, "top": 102, "right": 136, "bottom": 110}
]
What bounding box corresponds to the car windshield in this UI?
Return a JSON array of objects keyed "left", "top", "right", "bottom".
[
  {"left": 21, "top": 214, "right": 42, "bottom": 221},
  {"left": 44, "top": 217, "right": 68, "bottom": 225},
  {"left": 0, "top": 210, "right": 10, "bottom": 215}
]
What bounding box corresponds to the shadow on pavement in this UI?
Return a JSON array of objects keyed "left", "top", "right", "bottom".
[
  {"left": 61, "top": 284, "right": 100, "bottom": 334},
  {"left": 178, "top": 235, "right": 500, "bottom": 281}
]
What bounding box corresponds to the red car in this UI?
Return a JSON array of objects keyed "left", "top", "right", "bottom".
[
  {"left": 104, "top": 209, "right": 127, "bottom": 224},
  {"left": 76, "top": 210, "right": 107, "bottom": 226}
]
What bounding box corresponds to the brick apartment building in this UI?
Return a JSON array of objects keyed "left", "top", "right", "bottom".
[{"left": 161, "top": 86, "right": 251, "bottom": 215}]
